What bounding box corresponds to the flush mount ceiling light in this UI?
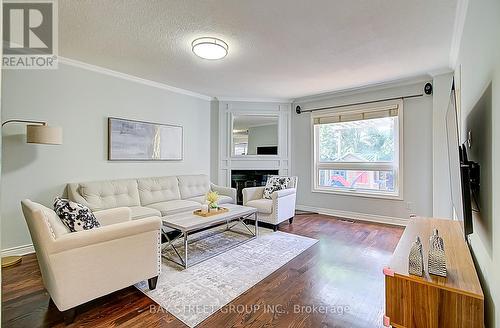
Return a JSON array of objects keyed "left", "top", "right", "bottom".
[{"left": 192, "top": 37, "right": 228, "bottom": 60}]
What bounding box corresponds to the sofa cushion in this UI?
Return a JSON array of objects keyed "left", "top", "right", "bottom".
[
  {"left": 129, "top": 206, "right": 161, "bottom": 220},
  {"left": 67, "top": 179, "right": 141, "bottom": 211},
  {"left": 147, "top": 200, "right": 200, "bottom": 216},
  {"left": 246, "top": 199, "right": 273, "bottom": 214},
  {"left": 53, "top": 197, "right": 101, "bottom": 232},
  {"left": 177, "top": 175, "right": 210, "bottom": 199},
  {"left": 188, "top": 195, "right": 233, "bottom": 205},
  {"left": 137, "top": 176, "right": 181, "bottom": 205}
]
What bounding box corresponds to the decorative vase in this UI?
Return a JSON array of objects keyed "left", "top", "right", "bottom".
[
  {"left": 428, "top": 229, "right": 447, "bottom": 277},
  {"left": 408, "top": 236, "right": 424, "bottom": 276}
]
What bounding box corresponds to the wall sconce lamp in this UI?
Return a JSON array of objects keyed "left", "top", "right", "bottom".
[{"left": 1, "top": 119, "right": 63, "bottom": 268}]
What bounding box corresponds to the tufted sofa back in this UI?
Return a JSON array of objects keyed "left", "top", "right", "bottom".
[
  {"left": 137, "top": 176, "right": 181, "bottom": 205},
  {"left": 177, "top": 174, "right": 210, "bottom": 199},
  {"left": 67, "top": 175, "right": 212, "bottom": 209},
  {"left": 67, "top": 179, "right": 141, "bottom": 211}
]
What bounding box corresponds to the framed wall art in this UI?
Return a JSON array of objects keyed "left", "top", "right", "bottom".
[{"left": 108, "top": 117, "right": 183, "bottom": 161}]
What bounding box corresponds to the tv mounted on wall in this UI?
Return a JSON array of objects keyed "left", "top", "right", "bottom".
[
  {"left": 446, "top": 82, "right": 480, "bottom": 239},
  {"left": 256, "top": 146, "right": 278, "bottom": 155}
]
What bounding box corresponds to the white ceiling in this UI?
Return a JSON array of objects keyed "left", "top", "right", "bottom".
[{"left": 60, "top": 0, "right": 458, "bottom": 100}]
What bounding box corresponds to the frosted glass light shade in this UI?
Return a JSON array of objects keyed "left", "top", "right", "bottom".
[
  {"left": 192, "top": 37, "right": 228, "bottom": 60},
  {"left": 26, "top": 125, "right": 63, "bottom": 144}
]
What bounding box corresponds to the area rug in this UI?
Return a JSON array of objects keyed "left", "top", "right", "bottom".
[{"left": 136, "top": 225, "right": 318, "bottom": 327}]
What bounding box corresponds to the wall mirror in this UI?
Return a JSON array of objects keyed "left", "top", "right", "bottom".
[{"left": 232, "top": 115, "right": 279, "bottom": 156}]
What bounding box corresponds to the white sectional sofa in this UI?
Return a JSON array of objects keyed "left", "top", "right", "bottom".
[{"left": 67, "top": 174, "right": 236, "bottom": 218}]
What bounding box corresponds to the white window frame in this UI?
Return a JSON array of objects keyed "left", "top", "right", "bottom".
[{"left": 311, "top": 99, "right": 404, "bottom": 200}]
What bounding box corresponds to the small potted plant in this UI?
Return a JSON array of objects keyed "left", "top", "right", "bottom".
[{"left": 206, "top": 191, "right": 220, "bottom": 211}]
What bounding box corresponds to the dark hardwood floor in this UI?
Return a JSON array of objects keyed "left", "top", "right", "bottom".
[{"left": 2, "top": 214, "right": 403, "bottom": 328}]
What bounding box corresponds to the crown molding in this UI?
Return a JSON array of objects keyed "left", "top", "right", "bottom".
[
  {"left": 449, "top": 0, "right": 469, "bottom": 69},
  {"left": 427, "top": 68, "right": 454, "bottom": 77},
  {"left": 58, "top": 57, "right": 213, "bottom": 101},
  {"left": 215, "top": 96, "right": 292, "bottom": 103},
  {"left": 292, "top": 74, "right": 432, "bottom": 104}
]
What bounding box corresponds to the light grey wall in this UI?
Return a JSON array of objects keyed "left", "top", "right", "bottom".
[
  {"left": 210, "top": 99, "right": 219, "bottom": 182},
  {"left": 292, "top": 79, "right": 433, "bottom": 220},
  {"left": 1, "top": 63, "right": 211, "bottom": 251},
  {"left": 456, "top": 0, "right": 500, "bottom": 326},
  {"left": 247, "top": 124, "right": 278, "bottom": 155}
]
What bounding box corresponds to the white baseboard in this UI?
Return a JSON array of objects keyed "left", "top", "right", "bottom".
[
  {"left": 2, "top": 244, "right": 35, "bottom": 257},
  {"left": 296, "top": 205, "right": 408, "bottom": 226}
]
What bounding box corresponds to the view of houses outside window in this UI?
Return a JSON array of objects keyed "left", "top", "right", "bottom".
[{"left": 314, "top": 112, "right": 400, "bottom": 197}]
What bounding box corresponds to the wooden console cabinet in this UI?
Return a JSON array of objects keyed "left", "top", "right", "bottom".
[{"left": 384, "top": 218, "right": 484, "bottom": 328}]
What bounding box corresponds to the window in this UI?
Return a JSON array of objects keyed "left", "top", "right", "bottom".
[{"left": 312, "top": 100, "right": 402, "bottom": 198}]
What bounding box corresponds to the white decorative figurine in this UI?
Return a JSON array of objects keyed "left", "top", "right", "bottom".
[
  {"left": 408, "top": 236, "right": 424, "bottom": 276},
  {"left": 428, "top": 229, "right": 447, "bottom": 277}
]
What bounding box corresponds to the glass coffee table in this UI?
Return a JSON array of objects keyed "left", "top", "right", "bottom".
[{"left": 161, "top": 204, "right": 258, "bottom": 269}]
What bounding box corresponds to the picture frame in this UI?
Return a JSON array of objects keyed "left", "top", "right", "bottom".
[{"left": 108, "top": 117, "right": 183, "bottom": 161}]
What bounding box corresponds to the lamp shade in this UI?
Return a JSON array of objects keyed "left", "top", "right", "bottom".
[{"left": 26, "top": 125, "right": 63, "bottom": 145}]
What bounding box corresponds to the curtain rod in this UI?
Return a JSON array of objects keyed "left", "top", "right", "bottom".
[{"left": 295, "top": 83, "right": 432, "bottom": 114}]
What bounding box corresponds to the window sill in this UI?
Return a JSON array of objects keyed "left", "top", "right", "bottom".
[{"left": 312, "top": 187, "right": 403, "bottom": 200}]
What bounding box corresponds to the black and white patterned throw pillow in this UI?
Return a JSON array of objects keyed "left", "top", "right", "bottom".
[
  {"left": 263, "top": 176, "right": 291, "bottom": 199},
  {"left": 53, "top": 197, "right": 101, "bottom": 232}
]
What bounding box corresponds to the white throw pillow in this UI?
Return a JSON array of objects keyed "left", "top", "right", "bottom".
[{"left": 263, "top": 176, "right": 291, "bottom": 199}]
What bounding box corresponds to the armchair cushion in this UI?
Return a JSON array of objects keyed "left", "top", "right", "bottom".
[
  {"left": 53, "top": 197, "right": 100, "bottom": 232},
  {"left": 263, "top": 177, "right": 291, "bottom": 199},
  {"left": 246, "top": 199, "right": 273, "bottom": 214},
  {"left": 242, "top": 186, "right": 265, "bottom": 204}
]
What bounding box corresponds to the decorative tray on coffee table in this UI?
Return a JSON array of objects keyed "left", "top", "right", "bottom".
[{"left": 193, "top": 207, "right": 229, "bottom": 217}]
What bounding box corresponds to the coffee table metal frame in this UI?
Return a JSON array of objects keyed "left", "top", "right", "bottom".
[{"left": 162, "top": 210, "right": 258, "bottom": 269}]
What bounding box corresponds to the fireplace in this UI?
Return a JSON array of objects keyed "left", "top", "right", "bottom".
[{"left": 231, "top": 170, "right": 279, "bottom": 204}]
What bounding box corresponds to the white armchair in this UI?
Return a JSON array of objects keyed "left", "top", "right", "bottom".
[
  {"left": 21, "top": 199, "right": 162, "bottom": 323},
  {"left": 242, "top": 177, "right": 298, "bottom": 231}
]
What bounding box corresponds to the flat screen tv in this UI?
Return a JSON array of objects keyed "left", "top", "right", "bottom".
[
  {"left": 256, "top": 146, "right": 278, "bottom": 155},
  {"left": 446, "top": 82, "right": 479, "bottom": 238}
]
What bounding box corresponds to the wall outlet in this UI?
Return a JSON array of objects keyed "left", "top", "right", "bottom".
[{"left": 406, "top": 202, "right": 414, "bottom": 211}]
